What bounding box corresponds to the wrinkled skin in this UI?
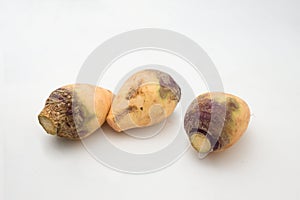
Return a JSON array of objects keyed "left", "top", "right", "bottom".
[
  {"left": 106, "top": 69, "right": 181, "bottom": 132},
  {"left": 184, "top": 92, "right": 250, "bottom": 154},
  {"left": 38, "top": 84, "right": 113, "bottom": 140}
]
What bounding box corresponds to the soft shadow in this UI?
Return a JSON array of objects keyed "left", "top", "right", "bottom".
[
  {"left": 41, "top": 122, "right": 114, "bottom": 154},
  {"left": 190, "top": 127, "right": 256, "bottom": 168},
  {"left": 47, "top": 136, "right": 83, "bottom": 150},
  {"left": 100, "top": 122, "right": 121, "bottom": 135}
]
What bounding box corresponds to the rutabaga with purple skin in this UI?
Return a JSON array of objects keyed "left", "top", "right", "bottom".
[
  {"left": 38, "top": 84, "right": 113, "bottom": 140},
  {"left": 184, "top": 92, "right": 250, "bottom": 155}
]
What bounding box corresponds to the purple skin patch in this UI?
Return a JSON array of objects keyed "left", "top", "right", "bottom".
[
  {"left": 45, "top": 88, "right": 88, "bottom": 139},
  {"left": 184, "top": 96, "right": 239, "bottom": 151}
]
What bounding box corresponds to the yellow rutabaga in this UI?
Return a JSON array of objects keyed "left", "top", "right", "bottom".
[{"left": 106, "top": 69, "right": 181, "bottom": 132}]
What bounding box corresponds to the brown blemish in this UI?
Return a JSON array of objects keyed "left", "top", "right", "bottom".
[
  {"left": 159, "top": 86, "right": 170, "bottom": 99},
  {"left": 126, "top": 88, "right": 136, "bottom": 100},
  {"left": 113, "top": 105, "right": 138, "bottom": 122},
  {"left": 128, "top": 105, "right": 138, "bottom": 112}
]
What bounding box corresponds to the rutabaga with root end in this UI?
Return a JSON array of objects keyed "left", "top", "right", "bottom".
[
  {"left": 106, "top": 69, "right": 181, "bottom": 132},
  {"left": 38, "top": 84, "right": 113, "bottom": 140},
  {"left": 184, "top": 92, "right": 250, "bottom": 155}
]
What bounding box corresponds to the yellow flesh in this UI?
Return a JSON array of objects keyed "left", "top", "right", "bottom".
[
  {"left": 39, "top": 116, "right": 57, "bottom": 135},
  {"left": 190, "top": 133, "right": 211, "bottom": 153}
]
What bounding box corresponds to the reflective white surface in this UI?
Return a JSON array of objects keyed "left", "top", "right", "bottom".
[{"left": 1, "top": 0, "right": 300, "bottom": 199}]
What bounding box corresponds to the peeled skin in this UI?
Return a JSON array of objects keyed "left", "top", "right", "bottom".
[
  {"left": 106, "top": 69, "right": 181, "bottom": 132},
  {"left": 38, "top": 84, "right": 113, "bottom": 140},
  {"left": 184, "top": 92, "right": 250, "bottom": 154}
]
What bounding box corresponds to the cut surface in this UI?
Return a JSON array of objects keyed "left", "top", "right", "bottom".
[
  {"left": 190, "top": 133, "right": 211, "bottom": 153},
  {"left": 38, "top": 116, "right": 57, "bottom": 135}
]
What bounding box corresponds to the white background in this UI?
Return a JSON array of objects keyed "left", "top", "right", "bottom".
[{"left": 1, "top": 0, "right": 300, "bottom": 199}]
